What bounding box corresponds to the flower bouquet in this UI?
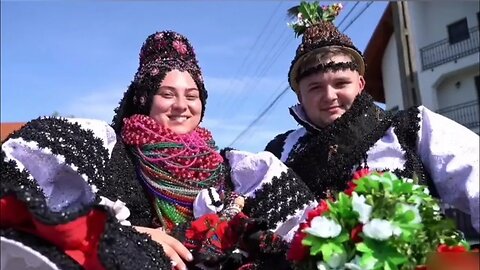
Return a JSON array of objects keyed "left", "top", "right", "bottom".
[{"left": 287, "top": 169, "right": 472, "bottom": 270}]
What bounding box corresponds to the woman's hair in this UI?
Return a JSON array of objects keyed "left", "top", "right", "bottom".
[{"left": 111, "top": 31, "right": 207, "bottom": 134}]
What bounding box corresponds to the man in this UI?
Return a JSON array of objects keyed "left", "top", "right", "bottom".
[{"left": 265, "top": 2, "right": 479, "bottom": 233}]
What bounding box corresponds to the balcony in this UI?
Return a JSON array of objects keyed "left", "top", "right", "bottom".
[
  {"left": 436, "top": 100, "right": 479, "bottom": 130},
  {"left": 420, "top": 26, "right": 479, "bottom": 70}
]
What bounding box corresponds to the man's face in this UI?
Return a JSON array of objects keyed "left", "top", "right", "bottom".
[{"left": 297, "top": 54, "right": 365, "bottom": 128}]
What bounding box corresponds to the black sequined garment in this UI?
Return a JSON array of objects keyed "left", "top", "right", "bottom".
[
  {"left": 1, "top": 118, "right": 171, "bottom": 270},
  {"left": 265, "top": 92, "right": 436, "bottom": 199}
]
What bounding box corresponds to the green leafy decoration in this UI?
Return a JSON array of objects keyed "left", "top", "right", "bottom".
[{"left": 287, "top": 1, "right": 343, "bottom": 37}]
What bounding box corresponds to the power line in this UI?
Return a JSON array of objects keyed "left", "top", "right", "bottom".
[
  {"left": 337, "top": 1, "right": 359, "bottom": 29},
  {"left": 213, "top": 1, "right": 284, "bottom": 111},
  {"left": 228, "top": 85, "right": 289, "bottom": 147},
  {"left": 341, "top": 1, "right": 373, "bottom": 32}
]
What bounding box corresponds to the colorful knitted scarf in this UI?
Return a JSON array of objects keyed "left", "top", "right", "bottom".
[{"left": 122, "top": 114, "right": 225, "bottom": 231}]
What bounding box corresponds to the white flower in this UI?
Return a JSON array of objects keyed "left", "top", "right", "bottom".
[
  {"left": 317, "top": 261, "right": 331, "bottom": 270},
  {"left": 397, "top": 203, "right": 422, "bottom": 224},
  {"left": 344, "top": 255, "right": 376, "bottom": 270},
  {"left": 304, "top": 216, "right": 342, "bottom": 238},
  {"left": 352, "top": 192, "right": 372, "bottom": 224},
  {"left": 326, "top": 252, "right": 347, "bottom": 268},
  {"left": 363, "top": 219, "right": 396, "bottom": 240}
]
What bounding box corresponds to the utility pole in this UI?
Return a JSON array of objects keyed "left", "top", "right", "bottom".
[{"left": 391, "top": 1, "right": 421, "bottom": 108}]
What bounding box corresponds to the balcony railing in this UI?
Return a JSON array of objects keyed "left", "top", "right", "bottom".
[
  {"left": 436, "top": 100, "right": 479, "bottom": 130},
  {"left": 420, "top": 26, "right": 479, "bottom": 70}
]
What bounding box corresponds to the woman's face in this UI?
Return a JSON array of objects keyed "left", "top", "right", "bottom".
[{"left": 149, "top": 69, "right": 202, "bottom": 134}]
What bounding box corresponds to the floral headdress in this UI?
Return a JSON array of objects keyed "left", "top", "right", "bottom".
[
  {"left": 287, "top": 1, "right": 365, "bottom": 92},
  {"left": 112, "top": 31, "right": 207, "bottom": 133}
]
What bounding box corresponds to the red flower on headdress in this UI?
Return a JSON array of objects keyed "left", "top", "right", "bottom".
[{"left": 173, "top": 40, "right": 188, "bottom": 55}]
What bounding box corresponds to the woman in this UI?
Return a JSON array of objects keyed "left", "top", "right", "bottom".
[
  {"left": 108, "top": 30, "right": 317, "bottom": 269},
  {"left": 1, "top": 31, "right": 317, "bottom": 270}
]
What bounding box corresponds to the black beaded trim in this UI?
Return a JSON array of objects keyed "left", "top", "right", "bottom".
[
  {"left": 6, "top": 117, "right": 109, "bottom": 190},
  {"left": 286, "top": 93, "right": 394, "bottom": 199},
  {"left": 242, "top": 169, "right": 315, "bottom": 230},
  {"left": 102, "top": 139, "right": 154, "bottom": 227},
  {"left": 1, "top": 151, "right": 97, "bottom": 225},
  {"left": 264, "top": 130, "right": 294, "bottom": 159},
  {"left": 0, "top": 150, "right": 43, "bottom": 199},
  {"left": 252, "top": 231, "right": 291, "bottom": 270},
  {"left": 0, "top": 228, "right": 82, "bottom": 270},
  {"left": 391, "top": 107, "right": 439, "bottom": 198},
  {"left": 97, "top": 215, "right": 171, "bottom": 270},
  {"left": 220, "top": 148, "right": 236, "bottom": 194},
  {"left": 296, "top": 61, "right": 359, "bottom": 84}
]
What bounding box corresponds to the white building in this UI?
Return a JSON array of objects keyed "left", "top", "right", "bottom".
[
  {"left": 364, "top": 2, "right": 479, "bottom": 134},
  {"left": 363, "top": 2, "right": 479, "bottom": 242}
]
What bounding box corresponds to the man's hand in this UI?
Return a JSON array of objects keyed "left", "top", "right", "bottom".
[{"left": 134, "top": 226, "right": 193, "bottom": 270}]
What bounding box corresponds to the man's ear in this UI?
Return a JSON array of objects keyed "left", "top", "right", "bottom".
[{"left": 358, "top": 75, "right": 366, "bottom": 94}]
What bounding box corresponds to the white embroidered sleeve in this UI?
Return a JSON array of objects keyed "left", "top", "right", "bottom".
[{"left": 417, "top": 106, "right": 480, "bottom": 232}]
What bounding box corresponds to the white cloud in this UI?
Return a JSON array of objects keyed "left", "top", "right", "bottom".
[{"left": 64, "top": 86, "right": 125, "bottom": 122}]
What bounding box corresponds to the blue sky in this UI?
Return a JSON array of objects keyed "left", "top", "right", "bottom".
[{"left": 1, "top": 1, "right": 388, "bottom": 152}]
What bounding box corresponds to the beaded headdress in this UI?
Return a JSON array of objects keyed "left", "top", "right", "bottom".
[
  {"left": 112, "top": 31, "right": 207, "bottom": 133},
  {"left": 287, "top": 1, "right": 365, "bottom": 92}
]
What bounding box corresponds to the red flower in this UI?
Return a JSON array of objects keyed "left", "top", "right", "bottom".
[
  {"left": 345, "top": 169, "right": 373, "bottom": 196},
  {"left": 287, "top": 223, "right": 309, "bottom": 261},
  {"left": 306, "top": 200, "right": 329, "bottom": 224},
  {"left": 437, "top": 244, "right": 467, "bottom": 252},
  {"left": 344, "top": 181, "right": 357, "bottom": 196},
  {"left": 350, "top": 224, "right": 363, "bottom": 243},
  {"left": 353, "top": 168, "right": 371, "bottom": 180}
]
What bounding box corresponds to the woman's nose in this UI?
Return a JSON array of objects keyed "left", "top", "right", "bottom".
[{"left": 172, "top": 96, "right": 187, "bottom": 110}]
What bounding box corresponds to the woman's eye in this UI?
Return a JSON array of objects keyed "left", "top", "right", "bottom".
[
  {"left": 186, "top": 95, "right": 198, "bottom": 100},
  {"left": 160, "top": 92, "right": 174, "bottom": 98}
]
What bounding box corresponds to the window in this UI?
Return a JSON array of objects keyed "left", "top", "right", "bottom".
[{"left": 447, "top": 18, "right": 469, "bottom": 44}]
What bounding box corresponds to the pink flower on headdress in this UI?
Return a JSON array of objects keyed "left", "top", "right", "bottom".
[
  {"left": 154, "top": 32, "right": 164, "bottom": 40},
  {"left": 173, "top": 40, "right": 188, "bottom": 55},
  {"left": 139, "top": 96, "right": 146, "bottom": 106},
  {"left": 322, "top": 5, "right": 329, "bottom": 11},
  {"left": 150, "top": 67, "right": 159, "bottom": 76}
]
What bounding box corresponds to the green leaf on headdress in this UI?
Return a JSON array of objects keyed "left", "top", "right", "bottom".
[{"left": 287, "top": 1, "right": 343, "bottom": 37}]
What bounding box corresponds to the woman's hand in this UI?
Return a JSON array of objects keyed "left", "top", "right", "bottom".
[{"left": 134, "top": 226, "right": 192, "bottom": 270}]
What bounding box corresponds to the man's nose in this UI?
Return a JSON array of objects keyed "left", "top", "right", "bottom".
[{"left": 324, "top": 85, "right": 338, "bottom": 101}]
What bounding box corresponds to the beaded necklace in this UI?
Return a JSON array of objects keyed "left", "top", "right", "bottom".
[{"left": 122, "top": 114, "right": 225, "bottom": 231}]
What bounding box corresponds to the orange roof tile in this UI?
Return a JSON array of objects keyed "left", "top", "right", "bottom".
[{"left": 1, "top": 122, "right": 26, "bottom": 142}]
